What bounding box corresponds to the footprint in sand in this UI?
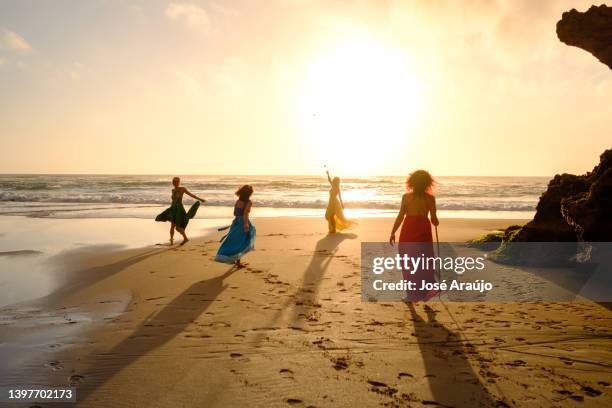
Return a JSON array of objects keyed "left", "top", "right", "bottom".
[
  {"left": 280, "top": 368, "right": 295, "bottom": 380},
  {"left": 68, "top": 374, "right": 84, "bottom": 386},
  {"left": 184, "top": 333, "right": 212, "bottom": 339},
  {"left": 331, "top": 357, "right": 349, "bottom": 370},
  {"left": 145, "top": 296, "right": 166, "bottom": 301},
  {"left": 398, "top": 372, "right": 414, "bottom": 379},
  {"left": 581, "top": 386, "right": 602, "bottom": 397},
  {"left": 45, "top": 361, "right": 64, "bottom": 371},
  {"left": 285, "top": 398, "right": 303, "bottom": 405},
  {"left": 367, "top": 380, "right": 397, "bottom": 397}
]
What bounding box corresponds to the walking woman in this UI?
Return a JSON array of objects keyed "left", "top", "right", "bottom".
[
  {"left": 389, "top": 170, "right": 439, "bottom": 301},
  {"left": 155, "top": 177, "right": 206, "bottom": 245},
  {"left": 325, "top": 169, "right": 356, "bottom": 234},
  {"left": 215, "top": 185, "right": 256, "bottom": 268}
]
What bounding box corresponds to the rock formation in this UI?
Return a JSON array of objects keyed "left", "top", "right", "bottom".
[
  {"left": 488, "top": 6, "right": 612, "bottom": 266},
  {"left": 491, "top": 150, "right": 611, "bottom": 266},
  {"left": 557, "top": 4, "right": 612, "bottom": 70},
  {"left": 561, "top": 149, "right": 612, "bottom": 242},
  {"left": 501, "top": 149, "right": 612, "bottom": 244}
]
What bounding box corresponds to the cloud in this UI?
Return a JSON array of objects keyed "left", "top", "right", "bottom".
[
  {"left": 165, "top": 2, "right": 210, "bottom": 28},
  {"left": 0, "top": 29, "right": 32, "bottom": 52}
]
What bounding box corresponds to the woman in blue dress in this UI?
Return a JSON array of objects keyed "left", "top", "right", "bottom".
[{"left": 215, "top": 185, "right": 256, "bottom": 268}]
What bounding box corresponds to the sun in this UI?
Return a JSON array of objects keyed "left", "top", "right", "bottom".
[{"left": 295, "top": 34, "right": 424, "bottom": 174}]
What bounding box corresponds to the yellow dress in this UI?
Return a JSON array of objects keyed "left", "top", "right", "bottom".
[{"left": 325, "top": 187, "right": 357, "bottom": 232}]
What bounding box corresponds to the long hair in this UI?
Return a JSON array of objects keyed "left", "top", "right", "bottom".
[
  {"left": 236, "top": 184, "right": 254, "bottom": 202},
  {"left": 332, "top": 177, "right": 340, "bottom": 189},
  {"left": 407, "top": 170, "right": 435, "bottom": 195}
]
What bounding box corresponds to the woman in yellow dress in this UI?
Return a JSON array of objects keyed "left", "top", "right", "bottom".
[{"left": 325, "top": 169, "right": 357, "bottom": 233}]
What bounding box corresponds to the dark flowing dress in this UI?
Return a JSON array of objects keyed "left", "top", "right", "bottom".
[
  {"left": 155, "top": 188, "right": 200, "bottom": 229},
  {"left": 398, "top": 195, "right": 437, "bottom": 301}
]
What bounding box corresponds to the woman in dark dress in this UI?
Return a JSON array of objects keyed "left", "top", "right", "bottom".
[{"left": 155, "top": 177, "right": 206, "bottom": 245}]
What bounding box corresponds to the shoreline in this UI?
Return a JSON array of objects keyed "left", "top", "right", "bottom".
[{"left": 0, "top": 204, "right": 536, "bottom": 221}]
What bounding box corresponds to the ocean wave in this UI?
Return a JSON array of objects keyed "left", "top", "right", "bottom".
[
  {"left": 0, "top": 195, "right": 537, "bottom": 212},
  {"left": 0, "top": 175, "right": 545, "bottom": 213}
]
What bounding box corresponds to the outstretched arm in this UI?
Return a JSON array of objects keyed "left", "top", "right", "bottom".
[
  {"left": 184, "top": 188, "right": 206, "bottom": 202},
  {"left": 326, "top": 170, "right": 333, "bottom": 185},
  {"left": 389, "top": 195, "right": 407, "bottom": 245},
  {"left": 243, "top": 201, "right": 252, "bottom": 233}
]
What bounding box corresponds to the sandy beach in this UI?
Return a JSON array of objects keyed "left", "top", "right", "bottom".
[
  {"left": 2, "top": 217, "right": 609, "bottom": 407},
  {"left": 2, "top": 1, "right": 611, "bottom": 406}
]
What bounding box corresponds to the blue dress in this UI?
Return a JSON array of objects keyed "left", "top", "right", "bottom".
[{"left": 214, "top": 202, "right": 256, "bottom": 263}]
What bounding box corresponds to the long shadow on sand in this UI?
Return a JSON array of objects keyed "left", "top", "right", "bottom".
[
  {"left": 280, "top": 233, "right": 356, "bottom": 324},
  {"left": 251, "top": 232, "right": 356, "bottom": 345},
  {"left": 407, "top": 303, "right": 500, "bottom": 407},
  {"left": 45, "top": 246, "right": 173, "bottom": 303},
  {"left": 75, "top": 266, "right": 237, "bottom": 406},
  {"left": 294, "top": 233, "right": 357, "bottom": 317}
]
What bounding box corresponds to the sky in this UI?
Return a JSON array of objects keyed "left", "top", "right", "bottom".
[{"left": 0, "top": 0, "right": 610, "bottom": 176}]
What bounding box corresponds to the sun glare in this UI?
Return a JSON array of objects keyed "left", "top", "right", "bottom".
[{"left": 296, "top": 35, "right": 423, "bottom": 174}]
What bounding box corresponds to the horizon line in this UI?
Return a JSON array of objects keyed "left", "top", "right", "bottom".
[{"left": 0, "top": 172, "right": 554, "bottom": 178}]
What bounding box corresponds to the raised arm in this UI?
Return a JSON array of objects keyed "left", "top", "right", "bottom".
[
  {"left": 389, "top": 195, "right": 407, "bottom": 245},
  {"left": 243, "top": 201, "right": 252, "bottom": 233},
  {"left": 429, "top": 196, "right": 439, "bottom": 227},
  {"left": 183, "top": 188, "right": 205, "bottom": 202},
  {"left": 326, "top": 170, "right": 333, "bottom": 185}
]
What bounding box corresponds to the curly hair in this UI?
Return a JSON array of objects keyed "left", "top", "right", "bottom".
[
  {"left": 407, "top": 170, "right": 435, "bottom": 195},
  {"left": 236, "top": 184, "right": 254, "bottom": 202}
]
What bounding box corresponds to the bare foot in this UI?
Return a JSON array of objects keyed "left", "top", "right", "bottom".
[
  {"left": 235, "top": 260, "right": 248, "bottom": 269},
  {"left": 180, "top": 238, "right": 189, "bottom": 246}
]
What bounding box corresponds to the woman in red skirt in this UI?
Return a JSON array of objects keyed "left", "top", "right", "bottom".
[{"left": 389, "top": 170, "right": 439, "bottom": 301}]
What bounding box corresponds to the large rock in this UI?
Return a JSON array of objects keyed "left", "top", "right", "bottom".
[
  {"left": 489, "top": 6, "right": 612, "bottom": 266},
  {"left": 492, "top": 149, "right": 612, "bottom": 266},
  {"left": 513, "top": 173, "right": 586, "bottom": 243},
  {"left": 520, "top": 148, "right": 612, "bottom": 244},
  {"left": 557, "top": 4, "right": 612, "bottom": 70},
  {"left": 562, "top": 149, "right": 612, "bottom": 241}
]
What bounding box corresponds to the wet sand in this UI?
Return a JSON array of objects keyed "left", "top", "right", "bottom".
[{"left": 1, "top": 217, "right": 610, "bottom": 407}]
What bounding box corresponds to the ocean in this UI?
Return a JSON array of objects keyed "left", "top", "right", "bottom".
[{"left": 0, "top": 174, "right": 548, "bottom": 219}]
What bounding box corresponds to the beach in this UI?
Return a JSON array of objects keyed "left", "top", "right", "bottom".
[
  {"left": 2, "top": 216, "right": 610, "bottom": 407},
  {"left": 2, "top": 1, "right": 611, "bottom": 406}
]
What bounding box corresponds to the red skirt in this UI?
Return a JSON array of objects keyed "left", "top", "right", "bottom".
[{"left": 399, "top": 216, "right": 437, "bottom": 301}]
